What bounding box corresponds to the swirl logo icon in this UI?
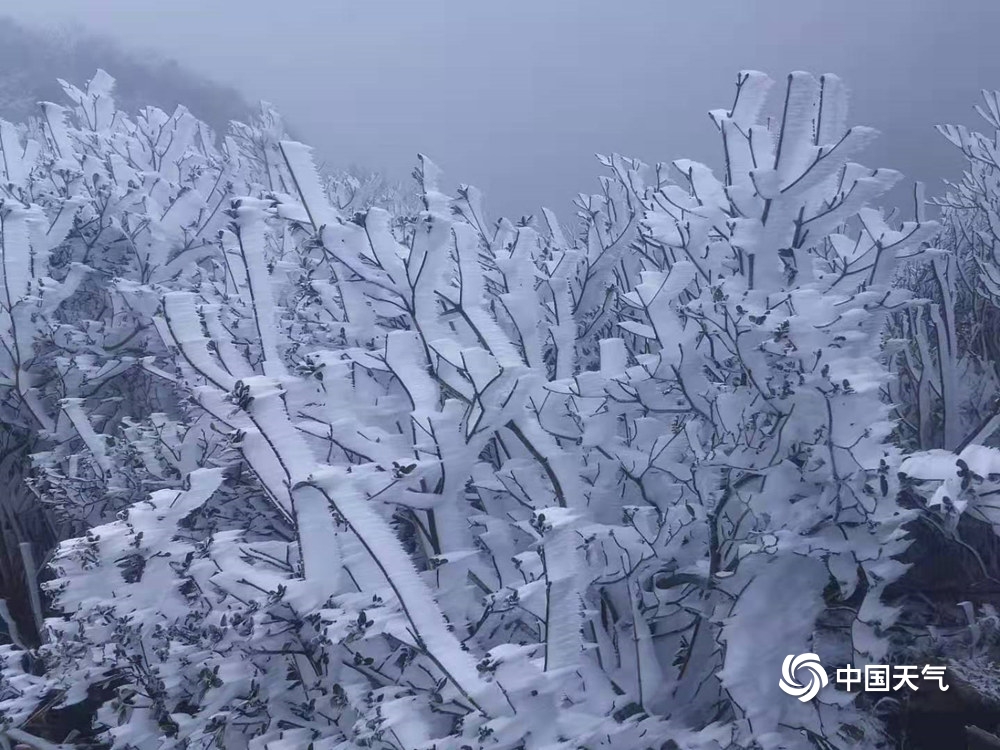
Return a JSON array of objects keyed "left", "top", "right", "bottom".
[{"left": 779, "top": 653, "right": 828, "bottom": 702}]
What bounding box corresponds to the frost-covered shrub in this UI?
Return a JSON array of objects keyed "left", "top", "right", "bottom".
[
  {"left": 581, "top": 72, "right": 938, "bottom": 746},
  {"left": 889, "top": 90, "right": 1000, "bottom": 455},
  {"left": 885, "top": 200, "right": 1000, "bottom": 453},
  {"left": 884, "top": 93, "right": 1000, "bottom": 647},
  {"left": 0, "top": 69, "right": 945, "bottom": 750},
  {"left": 0, "top": 68, "right": 402, "bottom": 672}
]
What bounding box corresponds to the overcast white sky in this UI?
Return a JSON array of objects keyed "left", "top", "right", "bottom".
[{"left": 8, "top": 1, "right": 1000, "bottom": 219}]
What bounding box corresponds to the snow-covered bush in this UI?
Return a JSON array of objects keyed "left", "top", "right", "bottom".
[
  {"left": 583, "top": 71, "right": 939, "bottom": 746},
  {"left": 889, "top": 89, "right": 1000, "bottom": 455},
  {"left": 0, "top": 69, "right": 950, "bottom": 750},
  {"left": 888, "top": 91, "right": 1000, "bottom": 591},
  {"left": 885, "top": 199, "right": 1000, "bottom": 453}
]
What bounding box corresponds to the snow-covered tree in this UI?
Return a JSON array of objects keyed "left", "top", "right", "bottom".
[
  {"left": 567, "top": 71, "right": 939, "bottom": 747},
  {"left": 884, "top": 89, "right": 1000, "bottom": 678},
  {"left": 0, "top": 68, "right": 954, "bottom": 750},
  {"left": 885, "top": 189, "right": 1000, "bottom": 453}
]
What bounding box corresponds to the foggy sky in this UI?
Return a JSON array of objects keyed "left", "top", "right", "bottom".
[{"left": 9, "top": 1, "right": 1000, "bottom": 220}]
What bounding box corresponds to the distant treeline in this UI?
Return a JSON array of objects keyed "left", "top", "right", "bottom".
[{"left": 0, "top": 17, "right": 251, "bottom": 135}]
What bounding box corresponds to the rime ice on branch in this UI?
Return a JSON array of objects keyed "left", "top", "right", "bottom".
[{"left": 0, "top": 68, "right": 957, "bottom": 750}]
